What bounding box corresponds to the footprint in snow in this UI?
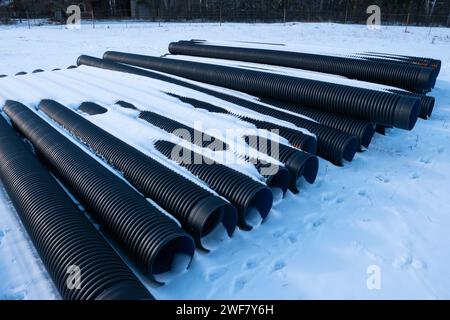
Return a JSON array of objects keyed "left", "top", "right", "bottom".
[
  {"left": 206, "top": 266, "right": 228, "bottom": 282},
  {"left": 0, "top": 290, "right": 25, "bottom": 300},
  {"left": 305, "top": 217, "right": 326, "bottom": 231},
  {"left": 321, "top": 193, "right": 335, "bottom": 202},
  {"left": 272, "top": 260, "right": 286, "bottom": 272},
  {"left": 272, "top": 228, "right": 287, "bottom": 239},
  {"left": 410, "top": 172, "right": 420, "bottom": 180},
  {"left": 375, "top": 174, "right": 390, "bottom": 183},
  {"left": 419, "top": 157, "right": 432, "bottom": 164},
  {"left": 357, "top": 190, "right": 367, "bottom": 197},
  {"left": 321, "top": 192, "right": 344, "bottom": 204},
  {"left": 232, "top": 276, "right": 248, "bottom": 293},
  {"left": 287, "top": 233, "right": 297, "bottom": 244},
  {"left": 244, "top": 258, "right": 259, "bottom": 270},
  {"left": 394, "top": 254, "right": 427, "bottom": 270},
  {"left": 0, "top": 230, "right": 4, "bottom": 246},
  {"left": 335, "top": 196, "right": 345, "bottom": 204}
]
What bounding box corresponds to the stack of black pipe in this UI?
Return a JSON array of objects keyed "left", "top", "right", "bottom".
[
  {"left": 3, "top": 100, "right": 195, "bottom": 283},
  {"left": 244, "top": 134, "right": 319, "bottom": 192},
  {"left": 150, "top": 94, "right": 319, "bottom": 190},
  {"left": 168, "top": 93, "right": 355, "bottom": 166},
  {"left": 136, "top": 103, "right": 317, "bottom": 194},
  {"left": 98, "top": 45, "right": 437, "bottom": 158},
  {"left": 354, "top": 51, "right": 441, "bottom": 87},
  {"left": 78, "top": 56, "right": 362, "bottom": 164},
  {"left": 153, "top": 140, "right": 273, "bottom": 230},
  {"left": 166, "top": 41, "right": 439, "bottom": 119},
  {"left": 167, "top": 40, "right": 437, "bottom": 93},
  {"left": 39, "top": 100, "right": 272, "bottom": 230},
  {"left": 117, "top": 101, "right": 292, "bottom": 194},
  {"left": 257, "top": 97, "right": 375, "bottom": 149},
  {"left": 38, "top": 99, "right": 237, "bottom": 250},
  {"left": 0, "top": 41, "right": 440, "bottom": 300},
  {"left": 101, "top": 51, "right": 421, "bottom": 132},
  {"left": 0, "top": 112, "right": 152, "bottom": 300},
  {"left": 164, "top": 93, "right": 318, "bottom": 155},
  {"left": 383, "top": 90, "right": 435, "bottom": 119}
]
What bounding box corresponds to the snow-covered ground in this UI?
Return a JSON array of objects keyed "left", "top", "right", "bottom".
[{"left": 0, "top": 21, "right": 449, "bottom": 300}]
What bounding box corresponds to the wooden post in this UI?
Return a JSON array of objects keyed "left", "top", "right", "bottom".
[
  {"left": 344, "top": 0, "right": 349, "bottom": 24},
  {"left": 158, "top": 8, "right": 161, "bottom": 27},
  {"left": 26, "top": 10, "right": 30, "bottom": 29},
  {"left": 428, "top": 16, "right": 433, "bottom": 37},
  {"left": 404, "top": 13, "right": 410, "bottom": 32}
]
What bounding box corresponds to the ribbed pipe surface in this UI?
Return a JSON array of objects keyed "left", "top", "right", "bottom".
[
  {"left": 136, "top": 99, "right": 314, "bottom": 193},
  {"left": 154, "top": 140, "right": 273, "bottom": 230},
  {"left": 38, "top": 99, "right": 237, "bottom": 250},
  {"left": 101, "top": 51, "right": 421, "bottom": 130},
  {"left": 3, "top": 100, "right": 195, "bottom": 282},
  {"left": 359, "top": 52, "right": 441, "bottom": 77},
  {"left": 244, "top": 135, "right": 319, "bottom": 194},
  {"left": 0, "top": 114, "right": 152, "bottom": 300},
  {"left": 385, "top": 90, "right": 435, "bottom": 119},
  {"left": 168, "top": 41, "right": 434, "bottom": 93},
  {"left": 76, "top": 56, "right": 358, "bottom": 164},
  {"left": 171, "top": 94, "right": 355, "bottom": 166},
  {"left": 76, "top": 55, "right": 415, "bottom": 144},
  {"left": 258, "top": 97, "right": 375, "bottom": 150},
  {"left": 138, "top": 110, "right": 229, "bottom": 151},
  {"left": 136, "top": 108, "right": 290, "bottom": 193}
]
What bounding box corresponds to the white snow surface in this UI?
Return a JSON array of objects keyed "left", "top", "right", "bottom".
[{"left": 0, "top": 22, "right": 450, "bottom": 300}]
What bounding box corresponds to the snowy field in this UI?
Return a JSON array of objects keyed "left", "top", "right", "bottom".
[{"left": 0, "top": 21, "right": 450, "bottom": 300}]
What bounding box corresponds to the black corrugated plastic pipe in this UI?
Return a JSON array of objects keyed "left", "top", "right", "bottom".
[
  {"left": 360, "top": 52, "right": 441, "bottom": 76},
  {"left": 136, "top": 108, "right": 229, "bottom": 151},
  {"left": 243, "top": 155, "right": 291, "bottom": 195},
  {"left": 75, "top": 57, "right": 319, "bottom": 188},
  {"left": 355, "top": 52, "right": 441, "bottom": 89},
  {"left": 3, "top": 100, "right": 195, "bottom": 282},
  {"left": 170, "top": 94, "right": 356, "bottom": 167},
  {"left": 115, "top": 101, "right": 290, "bottom": 194},
  {"left": 351, "top": 55, "right": 438, "bottom": 87},
  {"left": 39, "top": 99, "right": 237, "bottom": 250},
  {"left": 168, "top": 40, "right": 434, "bottom": 93},
  {"left": 139, "top": 106, "right": 313, "bottom": 194},
  {"left": 76, "top": 56, "right": 355, "bottom": 164},
  {"left": 137, "top": 109, "right": 290, "bottom": 194},
  {"left": 154, "top": 140, "right": 273, "bottom": 230},
  {"left": 75, "top": 55, "right": 408, "bottom": 143},
  {"left": 169, "top": 44, "right": 434, "bottom": 121},
  {"left": 356, "top": 56, "right": 439, "bottom": 90},
  {"left": 165, "top": 93, "right": 318, "bottom": 155},
  {"left": 139, "top": 103, "right": 308, "bottom": 152},
  {"left": 101, "top": 51, "right": 421, "bottom": 131},
  {"left": 385, "top": 90, "right": 435, "bottom": 119},
  {"left": 258, "top": 97, "right": 375, "bottom": 150},
  {"left": 244, "top": 135, "right": 319, "bottom": 192},
  {"left": 0, "top": 114, "right": 152, "bottom": 300}
]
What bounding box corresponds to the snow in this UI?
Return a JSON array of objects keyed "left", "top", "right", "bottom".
[
  {"left": 0, "top": 21, "right": 450, "bottom": 300},
  {"left": 0, "top": 187, "right": 59, "bottom": 300}
]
